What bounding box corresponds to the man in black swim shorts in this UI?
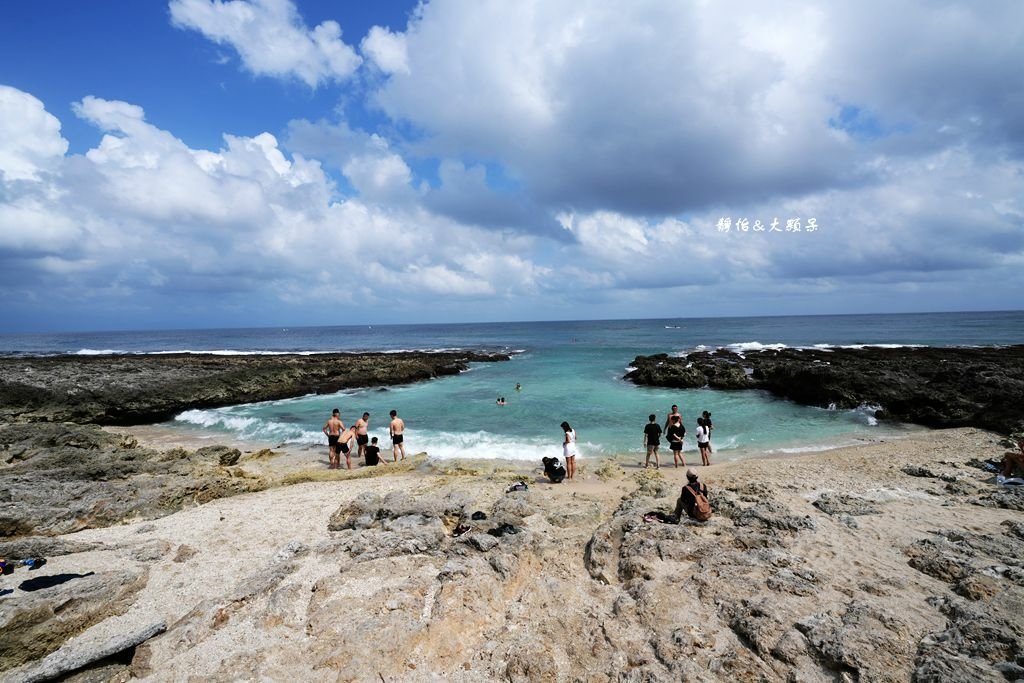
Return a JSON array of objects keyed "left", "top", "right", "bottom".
[
  {"left": 337, "top": 425, "right": 356, "bottom": 470},
  {"left": 389, "top": 409, "right": 406, "bottom": 461},
  {"left": 322, "top": 408, "right": 344, "bottom": 469},
  {"left": 354, "top": 412, "right": 370, "bottom": 460}
]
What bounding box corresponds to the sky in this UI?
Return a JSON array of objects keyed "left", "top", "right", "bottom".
[{"left": 1, "top": 0, "right": 1022, "bottom": 333}]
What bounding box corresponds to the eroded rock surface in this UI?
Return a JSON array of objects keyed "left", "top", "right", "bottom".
[
  {"left": 0, "top": 423, "right": 269, "bottom": 536},
  {"left": 1, "top": 430, "right": 1021, "bottom": 682},
  {"left": 0, "top": 351, "right": 509, "bottom": 425}
]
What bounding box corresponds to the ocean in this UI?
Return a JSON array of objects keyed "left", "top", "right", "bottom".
[{"left": 2, "top": 311, "right": 1022, "bottom": 462}]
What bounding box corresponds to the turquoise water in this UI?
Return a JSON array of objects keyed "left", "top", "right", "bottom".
[{"left": 2, "top": 312, "right": 1021, "bottom": 461}]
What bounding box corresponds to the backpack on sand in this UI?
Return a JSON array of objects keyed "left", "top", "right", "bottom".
[{"left": 690, "top": 484, "right": 713, "bottom": 521}]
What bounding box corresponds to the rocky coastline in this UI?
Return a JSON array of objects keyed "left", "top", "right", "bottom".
[
  {"left": 1, "top": 350, "right": 1022, "bottom": 681},
  {"left": 625, "top": 345, "right": 1024, "bottom": 435},
  {"left": 0, "top": 351, "right": 509, "bottom": 425},
  {"left": 1, "top": 429, "right": 1021, "bottom": 681}
]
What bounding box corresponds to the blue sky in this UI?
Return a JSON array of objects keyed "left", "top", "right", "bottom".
[{"left": 1, "top": 0, "right": 1022, "bottom": 332}]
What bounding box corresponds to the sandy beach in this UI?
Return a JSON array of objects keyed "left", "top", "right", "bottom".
[{"left": 3, "top": 425, "right": 1021, "bottom": 681}]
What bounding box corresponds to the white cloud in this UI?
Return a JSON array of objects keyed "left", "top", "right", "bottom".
[
  {"left": 0, "top": 85, "right": 69, "bottom": 181},
  {"left": 0, "top": 86, "right": 557, "bottom": 321},
  {"left": 341, "top": 149, "right": 413, "bottom": 203},
  {"left": 168, "top": 0, "right": 361, "bottom": 87},
  {"left": 5, "top": 0, "right": 1024, "bottom": 326},
  {"left": 0, "top": 198, "right": 82, "bottom": 250},
  {"left": 361, "top": 25, "right": 409, "bottom": 75},
  {"left": 366, "top": 0, "right": 1024, "bottom": 218}
]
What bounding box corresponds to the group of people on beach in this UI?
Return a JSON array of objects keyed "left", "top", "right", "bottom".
[
  {"left": 322, "top": 408, "right": 406, "bottom": 469},
  {"left": 641, "top": 405, "right": 714, "bottom": 469},
  {"left": 548, "top": 405, "right": 715, "bottom": 474},
  {"left": 549, "top": 410, "right": 713, "bottom": 523}
]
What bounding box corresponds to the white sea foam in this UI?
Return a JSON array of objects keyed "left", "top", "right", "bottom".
[
  {"left": 171, "top": 412, "right": 606, "bottom": 461},
  {"left": 766, "top": 439, "right": 864, "bottom": 454},
  {"left": 725, "top": 342, "right": 789, "bottom": 356},
  {"left": 401, "top": 430, "right": 567, "bottom": 461},
  {"left": 854, "top": 403, "right": 882, "bottom": 426},
  {"left": 176, "top": 409, "right": 260, "bottom": 432},
  {"left": 75, "top": 348, "right": 127, "bottom": 355},
  {"left": 698, "top": 341, "right": 931, "bottom": 357},
  {"left": 818, "top": 343, "right": 925, "bottom": 350},
  {"left": 149, "top": 349, "right": 324, "bottom": 356}
]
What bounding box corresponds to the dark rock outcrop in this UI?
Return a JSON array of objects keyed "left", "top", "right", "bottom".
[
  {"left": 0, "top": 351, "right": 509, "bottom": 425},
  {"left": 625, "top": 345, "right": 1024, "bottom": 434}
]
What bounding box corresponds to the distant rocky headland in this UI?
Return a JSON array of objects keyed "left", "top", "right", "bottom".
[
  {"left": 0, "top": 351, "right": 510, "bottom": 425},
  {"left": 626, "top": 345, "right": 1024, "bottom": 435}
]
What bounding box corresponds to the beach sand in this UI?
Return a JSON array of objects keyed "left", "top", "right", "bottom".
[{"left": 4, "top": 427, "right": 1022, "bottom": 681}]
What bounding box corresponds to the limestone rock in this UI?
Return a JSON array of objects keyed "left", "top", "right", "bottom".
[
  {"left": 913, "top": 596, "right": 1022, "bottom": 682},
  {"left": 0, "top": 423, "right": 269, "bottom": 537},
  {"left": 195, "top": 445, "right": 241, "bottom": 466},
  {"left": 14, "top": 617, "right": 166, "bottom": 683},
  {"left": 626, "top": 345, "right": 1024, "bottom": 433},
  {"left": 0, "top": 569, "right": 148, "bottom": 671},
  {"left": 812, "top": 492, "right": 881, "bottom": 517}
]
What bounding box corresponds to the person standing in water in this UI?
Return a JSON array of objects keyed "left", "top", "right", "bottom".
[
  {"left": 664, "top": 404, "right": 682, "bottom": 433},
  {"left": 389, "top": 409, "right": 406, "bottom": 462},
  {"left": 322, "top": 408, "right": 344, "bottom": 469},
  {"left": 561, "top": 421, "right": 578, "bottom": 480}
]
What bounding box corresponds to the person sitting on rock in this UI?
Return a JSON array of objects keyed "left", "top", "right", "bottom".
[
  {"left": 364, "top": 437, "right": 382, "bottom": 467},
  {"left": 674, "top": 468, "right": 712, "bottom": 521},
  {"left": 1002, "top": 438, "right": 1024, "bottom": 478}
]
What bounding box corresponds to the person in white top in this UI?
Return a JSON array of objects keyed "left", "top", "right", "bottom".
[
  {"left": 696, "top": 417, "right": 711, "bottom": 466},
  {"left": 560, "top": 421, "right": 578, "bottom": 480}
]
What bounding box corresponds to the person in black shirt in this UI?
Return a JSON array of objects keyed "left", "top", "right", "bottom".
[
  {"left": 364, "top": 437, "right": 382, "bottom": 466},
  {"left": 674, "top": 468, "right": 710, "bottom": 521},
  {"left": 702, "top": 410, "right": 714, "bottom": 453},
  {"left": 666, "top": 414, "right": 686, "bottom": 468},
  {"left": 643, "top": 414, "right": 662, "bottom": 469}
]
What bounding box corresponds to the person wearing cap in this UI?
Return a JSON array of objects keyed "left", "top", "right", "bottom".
[{"left": 674, "top": 468, "right": 709, "bottom": 520}]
